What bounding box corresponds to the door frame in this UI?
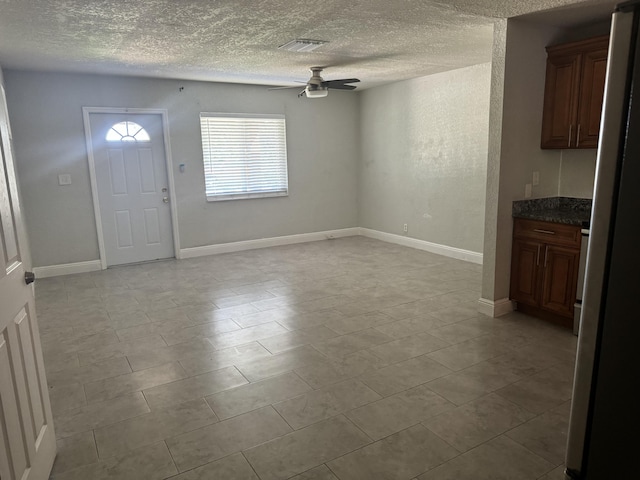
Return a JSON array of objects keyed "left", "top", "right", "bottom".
[{"left": 82, "top": 107, "right": 180, "bottom": 269}]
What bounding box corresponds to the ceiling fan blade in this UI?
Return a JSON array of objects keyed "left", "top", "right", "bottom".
[
  {"left": 323, "top": 79, "right": 360, "bottom": 90},
  {"left": 325, "top": 83, "right": 357, "bottom": 90},
  {"left": 327, "top": 78, "right": 360, "bottom": 85}
]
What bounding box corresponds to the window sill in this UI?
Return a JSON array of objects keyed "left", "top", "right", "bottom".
[{"left": 206, "top": 191, "right": 289, "bottom": 202}]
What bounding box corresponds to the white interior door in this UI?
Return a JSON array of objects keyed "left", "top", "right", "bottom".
[
  {"left": 90, "top": 113, "right": 174, "bottom": 266},
  {"left": 0, "top": 86, "right": 56, "bottom": 479}
]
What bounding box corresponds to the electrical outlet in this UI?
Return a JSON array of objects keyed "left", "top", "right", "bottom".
[
  {"left": 532, "top": 171, "right": 540, "bottom": 186},
  {"left": 525, "top": 183, "right": 532, "bottom": 198},
  {"left": 403, "top": 223, "right": 408, "bottom": 233}
]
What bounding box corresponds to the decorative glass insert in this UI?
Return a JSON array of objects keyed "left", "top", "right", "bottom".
[{"left": 105, "top": 121, "right": 150, "bottom": 142}]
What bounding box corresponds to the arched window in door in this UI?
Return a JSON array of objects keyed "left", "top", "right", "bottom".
[{"left": 105, "top": 121, "right": 151, "bottom": 142}]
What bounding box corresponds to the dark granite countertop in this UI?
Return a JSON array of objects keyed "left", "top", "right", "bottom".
[{"left": 513, "top": 197, "right": 592, "bottom": 227}]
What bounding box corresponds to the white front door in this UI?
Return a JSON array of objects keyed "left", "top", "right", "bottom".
[
  {"left": 90, "top": 113, "right": 174, "bottom": 266},
  {"left": 0, "top": 87, "right": 56, "bottom": 479}
]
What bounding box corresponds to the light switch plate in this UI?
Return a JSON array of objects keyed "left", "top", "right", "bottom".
[
  {"left": 58, "top": 174, "right": 72, "bottom": 185},
  {"left": 532, "top": 171, "right": 540, "bottom": 186}
]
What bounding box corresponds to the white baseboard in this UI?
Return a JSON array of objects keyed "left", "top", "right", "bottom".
[
  {"left": 358, "top": 228, "right": 483, "bottom": 265},
  {"left": 180, "top": 228, "right": 360, "bottom": 259},
  {"left": 477, "top": 297, "right": 514, "bottom": 317},
  {"left": 33, "top": 260, "right": 103, "bottom": 279},
  {"left": 36, "top": 227, "right": 481, "bottom": 276}
]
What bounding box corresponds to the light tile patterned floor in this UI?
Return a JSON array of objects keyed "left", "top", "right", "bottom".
[{"left": 38, "top": 237, "right": 577, "bottom": 480}]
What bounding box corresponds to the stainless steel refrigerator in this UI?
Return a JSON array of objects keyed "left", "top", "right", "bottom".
[{"left": 565, "top": 1, "right": 640, "bottom": 478}]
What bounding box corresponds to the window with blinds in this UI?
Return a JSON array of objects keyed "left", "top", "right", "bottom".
[{"left": 200, "top": 113, "right": 289, "bottom": 201}]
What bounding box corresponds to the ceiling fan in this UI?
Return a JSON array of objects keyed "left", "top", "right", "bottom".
[{"left": 271, "top": 67, "right": 360, "bottom": 98}]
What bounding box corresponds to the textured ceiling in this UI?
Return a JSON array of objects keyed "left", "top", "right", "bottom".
[{"left": 0, "top": 0, "right": 615, "bottom": 89}]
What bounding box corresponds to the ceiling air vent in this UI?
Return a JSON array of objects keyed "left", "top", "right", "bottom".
[{"left": 278, "top": 39, "right": 328, "bottom": 53}]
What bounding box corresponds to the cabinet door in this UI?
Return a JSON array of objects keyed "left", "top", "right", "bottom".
[
  {"left": 540, "top": 244, "right": 579, "bottom": 317},
  {"left": 510, "top": 239, "right": 541, "bottom": 307},
  {"left": 541, "top": 53, "right": 582, "bottom": 149},
  {"left": 577, "top": 46, "right": 609, "bottom": 148}
]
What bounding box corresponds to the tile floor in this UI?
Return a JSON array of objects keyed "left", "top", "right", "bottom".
[{"left": 37, "top": 237, "right": 577, "bottom": 480}]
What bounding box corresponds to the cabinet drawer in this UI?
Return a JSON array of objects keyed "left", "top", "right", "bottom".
[{"left": 513, "top": 218, "right": 581, "bottom": 248}]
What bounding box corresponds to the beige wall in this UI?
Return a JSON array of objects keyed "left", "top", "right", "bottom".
[
  {"left": 358, "top": 63, "right": 491, "bottom": 254},
  {"left": 4, "top": 71, "right": 360, "bottom": 267},
  {"left": 559, "top": 150, "right": 597, "bottom": 198},
  {"left": 481, "top": 19, "right": 508, "bottom": 304},
  {"left": 482, "top": 19, "right": 562, "bottom": 304},
  {"left": 482, "top": 18, "right": 604, "bottom": 305}
]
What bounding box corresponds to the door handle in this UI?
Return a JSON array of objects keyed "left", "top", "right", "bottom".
[
  {"left": 163, "top": 197, "right": 169, "bottom": 203},
  {"left": 536, "top": 245, "right": 541, "bottom": 266},
  {"left": 25, "top": 271, "right": 35, "bottom": 285}
]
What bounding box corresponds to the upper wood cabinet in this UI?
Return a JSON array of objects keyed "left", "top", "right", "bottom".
[{"left": 541, "top": 35, "right": 609, "bottom": 149}]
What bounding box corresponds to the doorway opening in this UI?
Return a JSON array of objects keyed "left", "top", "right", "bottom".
[{"left": 83, "top": 108, "right": 179, "bottom": 268}]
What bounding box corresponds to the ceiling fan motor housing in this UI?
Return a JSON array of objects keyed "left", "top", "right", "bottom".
[{"left": 309, "top": 67, "right": 325, "bottom": 84}]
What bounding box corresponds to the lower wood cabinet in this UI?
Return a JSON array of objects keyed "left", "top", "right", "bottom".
[{"left": 510, "top": 218, "right": 580, "bottom": 327}]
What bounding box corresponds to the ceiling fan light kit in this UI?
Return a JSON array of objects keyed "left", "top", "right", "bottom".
[{"left": 304, "top": 85, "right": 329, "bottom": 98}]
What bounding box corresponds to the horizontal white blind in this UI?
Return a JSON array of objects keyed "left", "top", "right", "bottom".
[{"left": 200, "top": 113, "right": 288, "bottom": 201}]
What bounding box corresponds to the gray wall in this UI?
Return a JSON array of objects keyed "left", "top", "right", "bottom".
[
  {"left": 4, "top": 71, "right": 360, "bottom": 267},
  {"left": 0, "top": 67, "right": 33, "bottom": 269},
  {"left": 5, "top": 21, "right": 601, "bottom": 274},
  {"left": 358, "top": 63, "right": 491, "bottom": 253}
]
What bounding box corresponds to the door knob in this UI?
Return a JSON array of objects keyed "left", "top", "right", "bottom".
[
  {"left": 25, "top": 271, "right": 35, "bottom": 285},
  {"left": 163, "top": 197, "right": 169, "bottom": 203}
]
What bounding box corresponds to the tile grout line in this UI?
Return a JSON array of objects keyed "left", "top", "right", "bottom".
[
  {"left": 241, "top": 451, "right": 264, "bottom": 480},
  {"left": 163, "top": 439, "right": 180, "bottom": 476}
]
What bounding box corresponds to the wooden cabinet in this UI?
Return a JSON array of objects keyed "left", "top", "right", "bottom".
[
  {"left": 510, "top": 218, "right": 581, "bottom": 327},
  {"left": 540, "top": 244, "right": 580, "bottom": 317},
  {"left": 541, "top": 35, "right": 609, "bottom": 149},
  {"left": 510, "top": 238, "right": 540, "bottom": 308}
]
